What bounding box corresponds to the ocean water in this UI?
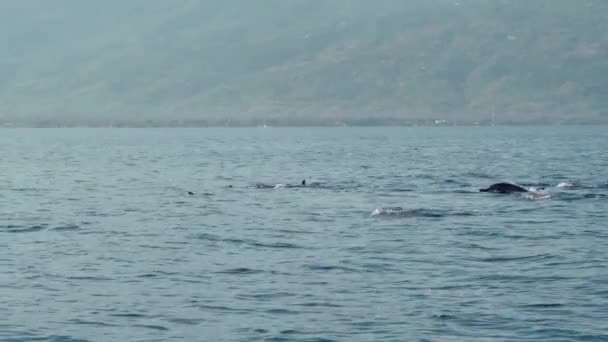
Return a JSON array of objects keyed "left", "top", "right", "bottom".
[{"left": 1, "top": 126, "right": 607, "bottom": 342}]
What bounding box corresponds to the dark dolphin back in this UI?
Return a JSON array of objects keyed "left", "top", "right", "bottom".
[{"left": 480, "top": 182, "right": 528, "bottom": 193}]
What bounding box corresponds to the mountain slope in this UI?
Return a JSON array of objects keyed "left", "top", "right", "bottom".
[{"left": 0, "top": 0, "right": 606, "bottom": 125}]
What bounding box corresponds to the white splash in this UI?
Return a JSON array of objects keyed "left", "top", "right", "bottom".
[{"left": 526, "top": 191, "right": 552, "bottom": 200}]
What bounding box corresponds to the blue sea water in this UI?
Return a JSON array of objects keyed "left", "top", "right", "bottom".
[{"left": 1, "top": 126, "right": 607, "bottom": 342}]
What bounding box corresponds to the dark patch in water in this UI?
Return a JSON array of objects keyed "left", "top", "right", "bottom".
[
  {"left": 48, "top": 336, "right": 92, "bottom": 342},
  {"left": 265, "top": 308, "right": 299, "bottom": 315},
  {"left": 69, "top": 319, "right": 120, "bottom": 327},
  {"left": 295, "top": 302, "right": 343, "bottom": 308},
  {"left": 457, "top": 243, "right": 501, "bottom": 251},
  {"left": 475, "top": 253, "right": 553, "bottom": 263},
  {"left": 392, "top": 188, "right": 415, "bottom": 192},
  {"left": 167, "top": 317, "right": 205, "bottom": 325},
  {"left": 583, "top": 193, "right": 608, "bottom": 199},
  {"left": 215, "top": 267, "right": 265, "bottom": 275},
  {"left": 196, "top": 233, "right": 304, "bottom": 250},
  {"left": 136, "top": 271, "right": 179, "bottom": 278},
  {"left": 67, "top": 276, "right": 113, "bottom": 281},
  {"left": 2, "top": 224, "right": 49, "bottom": 233},
  {"left": 137, "top": 273, "right": 159, "bottom": 278},
  {"left": 594, "top": 182, "right": 608, "bottom": 189},
  {"left": 522, "top": 303, "right": 566, "bottom": 308},
  {"left": 265, "top": 337, "right": 290, "bottom": 342},
  {"left": 51, "top": 224, "right": 80, "bottom": 231},
  {"left": 192, "top": 304, "right": 252, "bottom": 314},
  {"left": 280, "top": 329, "right": 302, "bottom": 335},
  {"left": 133, "top": 324, "right": 169, "bottom": 331},
  {"left": 306, "top": 264, "right": 357, "bottom": 273},
  {"left": 109, "top": 313, "right": 147, "bottom": 318}
]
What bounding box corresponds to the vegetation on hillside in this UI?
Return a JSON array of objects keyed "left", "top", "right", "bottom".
[{"left": 0, "top": 0, "right": 606, "bottom": 126}]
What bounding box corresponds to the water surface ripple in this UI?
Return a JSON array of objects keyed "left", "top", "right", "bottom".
[{"left": 1, "top": 127, "right": 607, "bottom": 341}]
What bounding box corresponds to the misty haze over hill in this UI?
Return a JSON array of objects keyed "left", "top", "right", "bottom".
[{"left": 0, "top": 0, "right": 607, "bottom": 126}]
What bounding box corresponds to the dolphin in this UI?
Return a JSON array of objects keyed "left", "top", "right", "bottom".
[{"left": 479, "top": 182, "right": 529, "bottom": 193}]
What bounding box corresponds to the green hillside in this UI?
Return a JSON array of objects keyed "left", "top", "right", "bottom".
[{"left": 0, "top": 0, "right": 607, "bottom": 126}]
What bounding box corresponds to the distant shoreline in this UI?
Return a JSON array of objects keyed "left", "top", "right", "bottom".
[{"left": 1, "top": 122, "right": 606, "bottom": 128}]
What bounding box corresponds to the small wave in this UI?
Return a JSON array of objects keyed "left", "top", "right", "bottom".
[
  {"left": 432, "top": 313, "right": 457, "bottom": 320},
  {"left": 265, "top": 337, "right": 290, "bottom": 342},
  {"left": 215, "top": 267, "right": 266, "bottom": 275},
  {"left": 558, "top": 193, "right": 608, "bottom": 201},
  {"left": 526, "top": 192, "right": 552, "bottom": 200},
  {"left": 557, "top": 181, "right": 575, "bottom": 188},
  {"left": 475, "top": 274, "right": 575, "bottom": 283},
  {"left": 521, "top": 303, "right": 565, "bottom": 308},
  {"left": 371, "top": 207, "right": 474, "bottom": 218},
  {"left": 280, "top": 329, "right": 304, "bottom": 335},
  {"left": 310, "top": 338, "right": 338, "bottom": 342},
  {"left": 109, "top": 313, "right": 147, "bottom": 318},
  {"left": 0, "top": 333, "right": 91, "bottom": 342},
  {"left": 135, "top": 271, "right": 179, "bottom": 278},
  {"left": 67, "top": 275, "right": 113, "bottom": 281},
  {"left": 306, "top": 264, "right": 357, "bottom": 273},
  {"left": 451, "top": 189, "right": 479, "bottom": 194},
  {"left": 583, "top": 193, "right": 608, "bottom": 199},
  {"left": 462, "top": 171, "right": 494, "bottom": 179},
  {"left": 191, "top": 304, "right": 252, "bottom": 313},
  {"left": 51, "top": 224, "right": 80, "bottom": 231},
  {"left": 265, "top": 308, "right": 300, "bottom": 315},
  {"left": 475, "top": 253, "right": 553, "bottom": 263},
  {"left": 390, "top": 188, "right": 415, "bottom": 193},
  {"left": 196, "top": 233, "right": 304, "bottom": 250},
  {"left": 252, "top": 241, "right": 302, "bottom": 249},
  {"left": 438, "top": 179, "right": 471, "bottom": 187},
  {"left": 250, "top": 183, "right": 291, "bottom": 189},
  {"left": 2, "top": 224, "right": 48, "bottom": 233},
  {"left": 273, "top": 336, "right": 336, "bottom": 342},
  {"left": 596, "top": 182, "right": 608, "bottom": 189},
  {"left": 236, "top": 292, "right": 293, "bottom": 301},
  {"left": 247, "top": 181, "right": 361, "bottom": 191},
  {"left": 9, "top": 187, "right": 49, "bottom": 192},
  {"left": 133, "top": 324, "right": 169, "bottom": 331},
  {"left": 294, "top": 302, "right": 343, "bottom": 308},
  {"left": 456, "top": 243, "right": 501, "bottom": 251},
  {"left": 167, "top": 317, "right": 205, "bottom": 325},
  {"left": 371, "top": 207, "right": 437, "bottom": 217},
  {"left": 69, "top": 319, "right": 120, "bottom": 328},
  {"left": 520, "top": 182, "right": 552, "bottom": 188},
  {"left": 48, "top": 336, "right": 91, "bottom": 342}
]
